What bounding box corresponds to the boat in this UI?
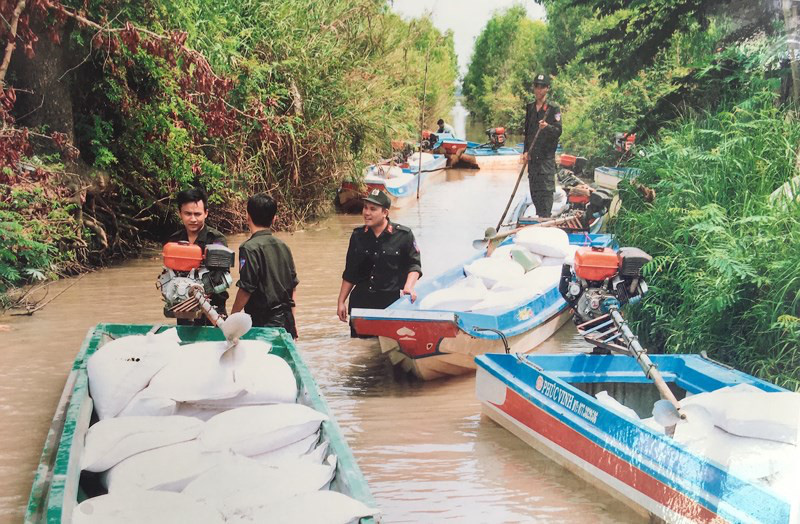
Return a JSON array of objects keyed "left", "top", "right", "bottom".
[
  {"left": 460, "top": 141, "right": 523, "bottom": 169},
  {"left": 428, "top": 132, "right": 468, "bottom": 166},
  {"left": 475, "top": 352, "right": 800, "bottom": 524},
  {"left": 510, "top": 192, "right": 605, "bottom": 233},
  {"left": 337, "top": 152, "right": 447, "bottom": 213},
  {"left": 25, "top": 324, "right": 377, "bottom": 523},
  {"left": 350, "top": 232, "right": 614, "bottom": 380}
]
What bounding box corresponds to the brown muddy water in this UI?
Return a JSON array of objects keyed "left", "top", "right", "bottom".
[{"left": 0, "top": 167, "right": 642, "bottom": 523}]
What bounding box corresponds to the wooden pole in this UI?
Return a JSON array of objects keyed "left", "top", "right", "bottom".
[{"left": 417, "top": 46, "right": 430, "bottom": 200}]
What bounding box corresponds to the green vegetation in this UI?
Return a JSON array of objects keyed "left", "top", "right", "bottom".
[
  {"left": 0, "top": 0, "right": 456, "bottom": 299},
  {"left": 463, "top": 1, "right": 799, "bottom": 387}
]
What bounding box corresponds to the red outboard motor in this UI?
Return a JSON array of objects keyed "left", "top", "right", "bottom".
[
  {"left": 559, "top": 245, "right": 652, "bottom": 322},
  {"left": 485, "top": 127, "right": 506, "bottom": 150}
]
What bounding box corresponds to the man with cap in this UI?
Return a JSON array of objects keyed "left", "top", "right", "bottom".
[
  {"left": 522, "top": 73, "right": 562, "bottom": 218},
  {"left": 337, "top": 189, "right": 422, "bottom": 337}
]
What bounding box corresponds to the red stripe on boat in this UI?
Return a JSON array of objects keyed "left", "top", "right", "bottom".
[{"left": 495, "top": 388, "right": 723, "bottom": 523}]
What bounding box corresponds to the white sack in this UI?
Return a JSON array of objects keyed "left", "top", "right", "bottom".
[
  {"left": 104, "top": 440, "right": 225, "bottom": 492},
  {"left": 563, "top": 244, "right": 580, "bottom": 267},
  {"left": 418, "top": 277, "right": 488, "bottom": 311},
  {"left": 470, "top": 288, "right": 534, "bottom": 312},
  {"left": 513, "top": 227, "right": 569, "bottom": 258},
  {"left": 595, "top": 391, "right": 640, "bottom": 421},
  {"left": 191, "top": 342, "right": 297, "bottom": 408},
  {"left": 489, "top": 244, "right": 515, "bottom": 259},
  {"left": 183, "top": 454, "right": 336, "bottom": 519},
  {"left": 81, "top": 415, "right": 202, "bottom": 473},
  {"left": 540, "top": 256, "right": 566, "bottom": 267},
  {"left": 464, "top": 257, "right": 524, "bottom": 288},
  {"left": 116, "top": 388, "right": 177, "bottom": 417},
  {"left": 492, "top": 265, "right": 562, "bottom": 294},
  {"left": 87, "top": 329, "right": 182, "bottom": 419},
  {"left": 146, "top": 342, "right": 243, "bottom": 403},
  {"left": 175, "top": 403, "right": 230, "bottom": 421},
  {"left": 73, "top": 490, "right": 223, "bottom": 524},
  {"left": 682, "top": 384, "right": 800, "bottom": 445},
  {"left": 226, "top": 490, "right": 378, "bottom": 524},
  {"left": 249, "top": 431, "right": 320, "bottom": 466},
  {"left": 200, "top": 404, "right": 328, "bottom": 456}
]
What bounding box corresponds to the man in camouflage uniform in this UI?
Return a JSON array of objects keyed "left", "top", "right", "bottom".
[{"left": 523, "top": 73, "right": 562, "bottom": 218}]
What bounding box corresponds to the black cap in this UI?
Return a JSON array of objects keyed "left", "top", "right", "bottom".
[
  {"left": 533, "top": 73, "right": 551, "bottom": 87},
  {"left": 363, "top": 189, "right": 391, "bottom": 209}
]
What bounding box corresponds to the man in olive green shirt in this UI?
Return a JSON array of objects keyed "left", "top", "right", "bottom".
[
  {"left": 231, "top": 193, "right": 299, "bottom": 338},
  {"left": 166, "top": 187, "right": 228, "bottom": 326}
]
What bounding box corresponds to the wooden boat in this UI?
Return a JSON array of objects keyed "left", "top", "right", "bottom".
[
  {"left": 460, "top": 142, "right": 523, "bottom": 170},
  {"left": 350, "top": 233, "right": 614, "bottom": 380},
  {"left": 337, "top": 152, "right": 447, "bottom": 212},
  {"left": 475, "top": 353, "right": 799, "bottom": 524},
  {"left": 25, "top": 324, "right": 377, "bottom": 523},
  {"left": 429, "top": 132, "right": 468, "bottom": 166}
]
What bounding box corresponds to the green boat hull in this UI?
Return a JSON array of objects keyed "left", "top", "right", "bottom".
[{"left": 25, "top": 324, "right": 376, "bottom": 523}]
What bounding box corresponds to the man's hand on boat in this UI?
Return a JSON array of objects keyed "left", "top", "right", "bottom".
[{"left": 401, "top": 286, "right": 417, "bottom": 303}]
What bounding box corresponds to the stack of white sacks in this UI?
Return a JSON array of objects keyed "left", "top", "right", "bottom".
[
  {"left": 596, "top": 384, "right": 800, "bottom": 512},
  {"left": 419, "top": 227, "right": 579, "bottom": 312},
  {"left": 75, "top": 327, "right": 377, "bottom": 523}
]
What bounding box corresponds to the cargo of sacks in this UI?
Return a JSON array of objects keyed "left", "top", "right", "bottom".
[
  {"left": 25, "top": 324, "right": 378, "bottom": 524},
  {"left": 419, "top": 227, "right": 578, "bottom": 313}
]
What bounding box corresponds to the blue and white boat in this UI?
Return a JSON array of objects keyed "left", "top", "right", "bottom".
[
  {"left": 351, "top": 233, "right": 613, "bottom": 380},
  {"left": 338, "top": 152, "right": 447, "bottom": 212},
  {"left": 475, "top": 353, "right": 800, "bottom": 524},
  {"left": 461, "top": 141, "right": 523, "bottom": 169}
]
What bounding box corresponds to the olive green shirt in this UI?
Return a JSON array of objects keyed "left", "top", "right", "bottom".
[{"left": 237, "top": 230, "right": 299, "bottom": 314}]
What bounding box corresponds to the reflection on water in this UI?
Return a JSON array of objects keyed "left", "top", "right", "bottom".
[{"left": 0, "top": 167, "right": 642, "bottom": 522}]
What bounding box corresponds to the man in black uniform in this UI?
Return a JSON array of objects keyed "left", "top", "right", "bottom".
[
  {"left": 337, "top": 189, "right": 422, "bottom": 337},
  {"left": 165, "top": 187, "right": 228, "bottom": 326},
  {"left": 231, "top": 193, "right": 299, "bottom": 338},
  {"left": 523, "top": 73, "right": 562, "bottom": 218}
]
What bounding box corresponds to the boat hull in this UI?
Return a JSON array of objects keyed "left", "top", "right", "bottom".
[
  {"left": 475, "top": 353, "right": 797, "bottom": 524},
  {"left": 25, "top": 324, "right": 376, "bottom": 523},
  {"left": 351, "top": 233, "right": 614, "bottom": 380},
  {"left": 374, "top": 307, "right": 571, "bottom": 380}
]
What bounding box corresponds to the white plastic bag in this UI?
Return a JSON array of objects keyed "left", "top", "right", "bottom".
[
  {"left": 226, "top": 490, "right": 378, "bottom": 524},
  {"left": 87, "top": 329, "right": 182, "bottom": 419},
  {"left": 104, "top": 440, "right": 225, "bottom": 492},
  {"left": 81, "top": 415, "right": 202, "bottom": 472},
  {"left": 73, "top": 490, "right": 223, "bottom": 524},
  {"left": 464, "top": 257, "right": 524, "bottom": 288},
  {"left": 513, "top": 227, "right": 569, "bottom": 258},
  {"left": 200, "top": 404, "right": 328, "bottom": 456}
]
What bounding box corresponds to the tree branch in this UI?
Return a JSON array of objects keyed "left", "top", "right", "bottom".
[{"left": 0, "top": 0, "right": 27, "bottom": 86}]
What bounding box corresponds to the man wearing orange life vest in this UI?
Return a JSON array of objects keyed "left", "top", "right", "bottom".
[{"left": 522, "top": 73, "right": 562, "bottom": 218}]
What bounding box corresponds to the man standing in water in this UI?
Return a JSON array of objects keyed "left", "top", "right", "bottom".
[
  {"left": 523, "top": 73, "right": 562, "bottom": 218},
  {"left": 337, "top": 189, "right": 422, "bottom": 337},
  {"left": 166, "top": 187, "right": 229, "bottom": 325}
]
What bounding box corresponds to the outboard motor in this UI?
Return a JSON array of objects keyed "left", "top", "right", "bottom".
[
  {"left": 559, "top": 243, "right": 652, "bottom": 323},
  {"left": 157, "top": 242, "right": 235, "bottom": 319},
  {"left": 485, "top": 127, "right": 506, "bottom": 150},
  {"left": 421, "top": 130, "right": 438, "bottom": 151}
]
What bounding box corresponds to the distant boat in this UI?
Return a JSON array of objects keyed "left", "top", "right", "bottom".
[
  {"left": 475, "top": 352, "right": 799, "bottom": 524},
  {"left": 460, "top": 141, "right": 523, "bottom": 169},
  {"left": 337, "top": 152, "right": 447, "bottom": 212},
  {"left": 350, "top": 232, "right": 614, "bottom": 380},
  {"left": 428, "top": 132, "right": 468, "bottom": 166}
]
